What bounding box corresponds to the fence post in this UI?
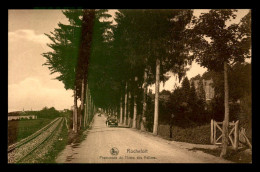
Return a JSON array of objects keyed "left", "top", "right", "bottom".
[
  {"left": 213, "top": 120, "right": 216, "bottom": 144},
  {"left": 211, "top": 119, "right": 214, "bottom": 144},
  {"left": 234, "top": 120, "right": 239, "bottom": 150}
]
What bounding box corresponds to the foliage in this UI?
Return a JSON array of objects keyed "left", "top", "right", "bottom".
[
  {"left": 158, "top": 124, "right": 211, "bottom": 144},
  {"left": 36, "top": 107, "right": 61, "bottom": 119},
  {"left": 163, "top": 76, "right": 209, "bottom": 126},
  {"left": 188, "top": 81, "right": 200, "bottom": 121},
  {"left": 240, "top": 92, "right": 252, "bottom": 139},
  {"left": 43, "top": 10, "right": 83, "bottom": 90},
  {"left": 189, "top": 10, "right": 251, "bottom": 71},
  {"left": 181, "top": 77, "right": 190, "bottom": 103},
  {"left": 197, "top": 79, "right": 206, "bottom": 104},
  {"left": 201, "top": 63, "right": 251, "bottom": 122},
  {"left": 188, "top": 10, "right": 251, "bottom": 156},
  {"left": 145, "top": 90, "right": 154, "bottom": 132},
  {"left": 42, "top": 10, "right": 251, "bottom": 141},
  {"left": 228, "top": 62, "right": 251, "bottom": 102},
  {"left": 43, "top": 10, "right": 112, "bottom": 99}
]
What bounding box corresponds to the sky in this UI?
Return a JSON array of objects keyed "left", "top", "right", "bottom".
[
  {"left": 8, "top": 9, "right": 250, "bottom": 112},
  {"left": 8, "top": 10, "right": 72, "bottom": 112}
]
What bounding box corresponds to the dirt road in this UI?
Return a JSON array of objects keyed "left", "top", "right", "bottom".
[{"left": 56, "top": 114, "right": 231, "bottom": 163}]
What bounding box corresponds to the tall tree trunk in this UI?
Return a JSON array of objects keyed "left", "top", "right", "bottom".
[
  {"left": 120, "top": 95, "right": 123, "bottom": 124},
  {"left": 87, "top": 87, "right": 90, "bottom": 125},
  {"left": 79, "top": 78, "right": 84, "bottom": 130},
  {"left": 124, "top": 82, "right": 128, "bottom": 125},
  {"left": 91, "top": 98, "right": 93, "bottom": 119},
  {"left": 153, "top": 58, "right": 160, "bottom": 135},
  {"left": 91, "top": 98, "right": 93, "bottom": 118},
  {"left": 89, "top": 94, "right": 92, "bottom": 122},
  {"left": 128, "top": 91, "right": 131, "bottom": 126},
  {"left": 133, "top": 76, "right": 138, "bottom": 129},
  {"left": 220, "top": 61, "right": 230, "bottom": 157},
  {"left": 133, "top": 88, "right": 137, "bottom": 129},
  {"left": 84, "top": 83, "right": 88, "bottom": 128},
  {"left": 117, "top": 105, "right": 120, "bottom": 120},
  {"left": 141, "top": 67, "right": 148, "bottom": 131},
  {"left": 83, "top": 82, "right": 86, "bottom": 128},
  {"left": 73, "top": 86, "right": 78, "bottom": 133},
  {"left": 92, "top": 99, "right": 94, "bottom": 116}
]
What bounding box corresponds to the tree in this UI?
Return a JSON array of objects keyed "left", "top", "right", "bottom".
[
  {"left": 38, "top": 107, "right": 60, "bottom": 119},
  {"left": 43, "top": 9, "right": 84, "bottom": 132},
  {"left": 228, "top": 63, "right": 251, "bottom": 102},
  {"left": 138, "top": 10, "right": 193, "bottom": 134},
  {"left": 189, "top": 10, "right": 251, "bottom": 157},
  {"left": 197, "top": 79, "right": 206, "bottom": 105},
  {"left": 181, "top": 77, "right": 190, "bottom": 103},
  {"left": 43, "top": 9, "right": 112, "bottom": 132},
  {"left": 112, "top": 10, "right": 193, "bottom": 133},
  {"left": 188, "top": 81, "right": 199, "bottom": 121},
  {"left": 43, "top": 10, "right": 83, "bottom": 90},
  {"left": 112, "top": 10, "right": 150, "bottom": 127},
  {"left": 189, "top": 81, "right": 197, "bottom": 106}
]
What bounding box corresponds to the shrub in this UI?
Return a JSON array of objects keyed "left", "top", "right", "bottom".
[{"left": 158, "top": 124, "right": 211, "bottom": 145}]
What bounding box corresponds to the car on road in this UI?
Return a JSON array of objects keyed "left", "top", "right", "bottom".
[{"left": 107, "top": 117, "right": 118, "bottom": 127}]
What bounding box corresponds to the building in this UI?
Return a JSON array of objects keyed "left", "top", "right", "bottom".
[
  {"left": 8, "top": 111, "right": 37, "bottom": 121},
  {"left": 8, "top": 115, "right": 37, "bottom": 121},
  {"left": 193, "top": 79, "right": 215, "bottom": 101}
]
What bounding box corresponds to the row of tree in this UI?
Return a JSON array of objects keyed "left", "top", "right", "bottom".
[{"left": 43, "top": 9, "right": 251, "bottom": 157}]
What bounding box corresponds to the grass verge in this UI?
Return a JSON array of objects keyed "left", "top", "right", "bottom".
[{"left": 40, "top": 120, "right": 69, "bottom": 163}]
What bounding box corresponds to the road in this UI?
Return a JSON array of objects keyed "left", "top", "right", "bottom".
[{"left": 56, "top": 114, "right": 230, "bottom": 163}]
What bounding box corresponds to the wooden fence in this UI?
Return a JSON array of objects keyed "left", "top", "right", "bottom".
[{"left": 210, "top": 119, "right": 239, "bottom": 150}]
